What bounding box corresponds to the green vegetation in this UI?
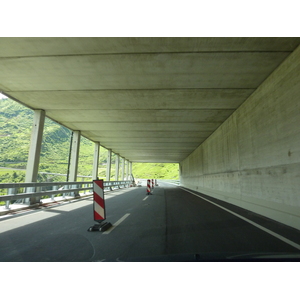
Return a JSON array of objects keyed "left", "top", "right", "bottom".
[
  {"left": 132, "top": 163, "right": 179, "bottom": 180},
  {"left": 0, "top": 97, "right": 179, "bottom": 185}
]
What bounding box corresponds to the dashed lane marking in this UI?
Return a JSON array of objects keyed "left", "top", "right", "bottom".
[{"left": 103, "top": 213, "right": 130, "bottom": 234}]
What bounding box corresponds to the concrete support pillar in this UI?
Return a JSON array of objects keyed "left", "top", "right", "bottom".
[
  {"left": 25, "top": 110, "right": 45, "bottom": 205},
  {"left": 126, "top": 159, "right": 129, "bottom": 180},
  {"left": 92, "top": 142, "right": 100, "bottom": 180},
  {"left": 68, "top": 130, "right": 81, "bottom": 182},
  {"left": 106, "top": 149, "right": 112, "bottom": 181},
  {"left": 121, "top": 157, "right": 125, "bottom": 180},
  {"left": 129, "top": 162, "right": 132, "bottom": 178},
  {"left": 25, "top": 110, "right": 45, "bottom": 183},
  {"left": 115, "top": 154, "right": 119, "bottom": 181}
]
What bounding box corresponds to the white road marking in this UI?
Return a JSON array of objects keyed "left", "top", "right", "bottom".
[
  {"left": 142, "top": 196, "right": 148, "bottom": 201},
  {"left": 103, "top": 213, "right": 130, "bottom": 234},
  {"left": 180, "top": 187, "right": 300, "bottom": 251}
]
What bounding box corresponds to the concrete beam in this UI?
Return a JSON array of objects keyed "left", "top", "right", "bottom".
[
  {"left": 9, "top": 89, "right": 255, "bottom": 110},
  {"left": 66, "top": 123, "right": 222, "bottom": 132},
  {"left": 0, "top": 52, "right": 291, "bottom": 91},
  {"left": 46, "top": 109, "right": 236, "bottom": 123},
  {"left": 1, "top": 38, "right": 299, "bottom": 57}
]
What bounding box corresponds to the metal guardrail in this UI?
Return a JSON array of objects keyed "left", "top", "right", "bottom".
[
  {"left": 158, "top": 179, "right": 180, "bottom": 185},
  {"left": 0, "top": 180, "right": 132, "bottom": 210}
]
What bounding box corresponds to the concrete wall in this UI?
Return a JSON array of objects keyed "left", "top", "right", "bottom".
[{"left": 180, "top": 45, "right": 300, "bottom": 230}]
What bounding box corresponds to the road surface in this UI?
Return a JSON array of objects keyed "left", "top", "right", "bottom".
[{"left": 1, "top": 181, "right": 300, "bottom": 261}]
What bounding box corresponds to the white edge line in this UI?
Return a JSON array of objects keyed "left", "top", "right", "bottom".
[
  {"left": 180, "top": 187, "right": 300, "bottom": 251},
  {"left": 103, "top": 213, "right": 130, "bottom": 234},
  {"left": 142, "top": 196, "right": 148, "bottom": 201}
]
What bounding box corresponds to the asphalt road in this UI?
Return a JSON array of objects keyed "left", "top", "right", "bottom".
[{"left": 1, "top": 181, "right": 300, "bottom": 261}]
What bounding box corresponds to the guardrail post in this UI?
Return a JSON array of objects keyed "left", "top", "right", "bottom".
[
  {"left": 63, "top": 184, "right": 68, "bottom": 199},
  {"left": 25, "top": 186, "right": 35, "bottom": 204},
  {"left": 76, "top": 183, "right": 80, "bottom": 197},
  {"left": 72, "top": 184, "right": 76, "bottom": 197},
  {"left": 51, "top": 185, "right": 58, "bottom": 200},
  {"left": 5, "top": 200, "right": 10, "bottom": 209},
  {"left": 36, "top": 185, "right": 41, "bottom": 203},
  {"left": 6, "top": 187, "right": 16, "bottom": 209}
]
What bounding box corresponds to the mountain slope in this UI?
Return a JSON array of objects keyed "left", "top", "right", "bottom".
[{"left": 0, "top": 97, "right": 179, "bottom": 182}]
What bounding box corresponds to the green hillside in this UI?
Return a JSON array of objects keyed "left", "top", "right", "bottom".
[
  {"left": 0, "top": 97, "right": 179, "bottom": 183},
  {"left": 132, "top": 163, "right": 179, "bottom": 180}
]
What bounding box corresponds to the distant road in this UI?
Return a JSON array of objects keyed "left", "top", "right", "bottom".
[{"left": 0, "top": 167, "right": 25, "bottom": 171}]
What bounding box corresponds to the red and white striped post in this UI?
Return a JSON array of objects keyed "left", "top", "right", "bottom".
[
  {"left": 147, "top": 179, "right": 151, "bottom": 195},
  {"left": 88, "top": 179, "right": 112, "bottom": 232},
  {"left": 151, "top": 179, "right": 154, "bottom": 189},
  {"left": 93, "top": 179, "right": 106, "bottom": 222}
]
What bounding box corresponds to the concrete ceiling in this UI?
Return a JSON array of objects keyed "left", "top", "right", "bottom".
[{"left": 1, "top": 37, "right": 300, "bottom": 163}]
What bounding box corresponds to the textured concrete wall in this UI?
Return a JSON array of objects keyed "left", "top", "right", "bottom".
[{"left": 180, "top": 45, "right": 300, "bottom": 230}]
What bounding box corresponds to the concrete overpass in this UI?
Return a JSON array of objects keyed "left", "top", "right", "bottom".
[{"left": 0, "top": 37, "right": 300, "bottom": 230}]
